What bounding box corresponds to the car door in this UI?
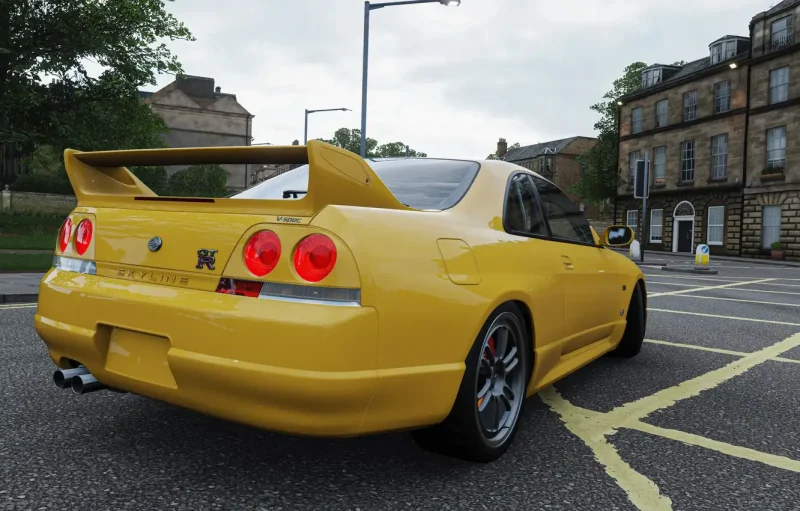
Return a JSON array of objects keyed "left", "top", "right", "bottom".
[
  {"left": 502, "top": 172, "right": 565, "bottom": 351},
  {"left": 530, "top": 175, "right": 621, "bottom": 353}
]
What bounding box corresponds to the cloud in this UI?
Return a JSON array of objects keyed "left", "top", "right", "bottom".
[{"left": 140, "top": 0, "right": 771, "bottom": 159}]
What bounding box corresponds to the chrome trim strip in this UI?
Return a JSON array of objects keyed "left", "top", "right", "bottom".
[{"left": 257, "top": 293, "right": 361, "bottom": 307}]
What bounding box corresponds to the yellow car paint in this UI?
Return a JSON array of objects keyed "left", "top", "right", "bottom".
[{"left": 34, "top": 140, "right": 642, "bottom": 438}]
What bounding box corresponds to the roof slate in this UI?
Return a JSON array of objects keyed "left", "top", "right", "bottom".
[{"left": 501, "top": 137, "right": 578, "bottom": 162}]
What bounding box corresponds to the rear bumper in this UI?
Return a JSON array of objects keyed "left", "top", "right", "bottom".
[{"left": 34, "top": 269, "right": 462, "bottom": 436}]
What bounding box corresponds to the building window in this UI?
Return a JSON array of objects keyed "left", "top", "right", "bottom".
[
  {"left": 650, "top": 209, "right": 663, "bottom": 243},
  {"left": 681, "top": 141, "right": 695, "bottom": 182},
  {"left": 711, "top": 134, "right": 728, "bottom": 179},
  {"left": 653, "top": 146, "right": 666, "bottom": 184},
  {"left": 641, "top": 68, "right": 662, "bottom": 88},
  {"left": 766, "top": 126, "right": 787, "bottom": 169},
  {"left": 707, "top": 206, "right": 724, "bottom": 246},
  {"left": 714, "top": 81, "right": 731, "bottom": 113},
  {"left": 771, "top": 15, "right": 793, "bottom": 51},
  {"left": 631, "top": 107, "right": 643, "bottom": 134},
  {"left": 683, "top": 91, "right": 697, "bottom": 121},
  {"left": 762, "top": 205, "right": 782, "bottom": 249},
  {"left": 711, "top": 40, "right": 738, "bottom": 64},
  {"left": 628, "top": 150, "right": 641, "bottom": 186},
  {"left": 769, "top": 67, "right": 789, "bottom": 104},
  {"left": 626, "top": 210, "right": 638, "bottom": 237},
  {"left": 656, "top": 99, "right": 668, "bottom": 127}
]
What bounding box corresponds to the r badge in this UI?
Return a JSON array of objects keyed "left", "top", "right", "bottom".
[{"left": 196, "top": 249, "right": 218, "bottom": 270}]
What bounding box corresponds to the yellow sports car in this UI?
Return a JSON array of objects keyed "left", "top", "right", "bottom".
[{"left": 34, "top": 140, "right": 645, "bottom": 463}]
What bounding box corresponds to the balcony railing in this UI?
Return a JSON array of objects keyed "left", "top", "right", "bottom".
[{"left": 771, "top": 33, "right": 793, "bottom": 52}]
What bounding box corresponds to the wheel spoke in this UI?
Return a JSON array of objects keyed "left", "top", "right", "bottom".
[
  {"left": 505, "top": 357, "right": 519, "bottom": 374},
  {"left": 493, "top": 394, "right": 507, "bottom": 431},
  {"left": 480, "top": 394, "right": 497, "bottom": 427},
  {"left": 483, "top": 345, "right": 496, "bottom": 365},
  {"left": 502, "top": 383, "right": 515, "bottom": 403},
  {"left": 498, "top": 390, "right": 513, "bottom": 429},
  {"left": 495, "top": 328, "right": 509, "bottom": 359},
  {"left": 477, "top": 379, "right": 491, "bottom": 400},
  {"left": 503, "top": 346, "right": 517, "bottom": 365},
  {"left": 479, "top": 357, "right": 492, "bottom": 377}
]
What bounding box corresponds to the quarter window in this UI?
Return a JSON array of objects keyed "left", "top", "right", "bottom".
[
  {"left": 531, "top": 177, "right": 594, "bottom": 245},
  {"left": 504, "top": 173, "right": 548, "bottom": 237},
  {"left": 707, "top": 206, "right": 724, "bottom": 246}
]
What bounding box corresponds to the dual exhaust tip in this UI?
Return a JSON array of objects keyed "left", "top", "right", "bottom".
[{"left": 53, "top": 367, "right": 106, "bottom": 394}]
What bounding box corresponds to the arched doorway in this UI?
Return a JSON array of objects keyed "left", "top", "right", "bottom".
[{"left": 672, "top": 201, "right": 695, "bottom": 253}]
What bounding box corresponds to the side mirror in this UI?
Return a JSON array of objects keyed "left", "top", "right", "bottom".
[{"left": 601, "top": 225, "right": 635, "bottom": 247}]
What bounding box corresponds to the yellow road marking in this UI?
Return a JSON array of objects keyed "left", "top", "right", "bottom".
[
  {"left": 644, "top": 339, "right": 800, "bottom": 364},
  {"left": 0, "top": 304, "right": 37, "bottom": 310},
  {"left": 603, "top": 332, "right": 800, "bottom": 426},
  {"left": 648, "top": 278, "right": 775, "bottom": 298},
  {"left": 539, "top": 387, "right": 673, "bottom": 510},
  {"left": 648, "top": 308, "right": 800, "bottom": 327},
  {"left": 673, "top": 294, "right": 800, "bottom": 307},
  {"left": 628, "top": 421, "right": 800, "bottom": 473}
]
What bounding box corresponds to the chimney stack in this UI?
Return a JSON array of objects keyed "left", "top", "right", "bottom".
[
  {"left": 215, "top": 86, "right": 221, "bottom": 93},
  {"left": 497, "top": 137, "right": 508, "bottom": 158}
]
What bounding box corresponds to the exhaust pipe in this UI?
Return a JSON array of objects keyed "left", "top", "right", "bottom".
[
  {"left": 53, "top": 367, "right": 90, "bottom": 389},
  {"left": 71, "top": 373, "right": 107, "bottom": 394}
]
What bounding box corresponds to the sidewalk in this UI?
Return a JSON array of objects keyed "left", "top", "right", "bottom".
[
  {"left": 0, "top": 273, "right": 44, "bottom": 304},
  {"left": 610, "top": 248, "right": 800, "bottom": 268}
]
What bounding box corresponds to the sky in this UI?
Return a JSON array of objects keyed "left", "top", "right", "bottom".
[{"left": 139, "top": 0, "right": 777, "bottom": 160}]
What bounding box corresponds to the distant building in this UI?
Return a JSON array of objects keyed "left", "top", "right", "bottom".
[
  {"left": 614, "top": 0, "right": 800, "bottom": 261},
  {"left": 494, "top": 136, "right": 604, "bottom": 218},
  {"left": 139, "top": 75, "right": 254, "bottom": 191}
]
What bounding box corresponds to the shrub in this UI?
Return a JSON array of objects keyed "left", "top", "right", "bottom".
[
  {"left": 9, "top": 172, "right": 74, "bottom": 195},
  {"left": 166, "top": 164, "right": 229, "bottom": 197}
]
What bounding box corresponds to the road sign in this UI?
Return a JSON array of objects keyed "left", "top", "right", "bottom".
[
  {"left": 695, "top": 244, "right": 710, "bottom": 268},
  {"left": 633, "top": 160, "right": 649, "bottom": 199}
]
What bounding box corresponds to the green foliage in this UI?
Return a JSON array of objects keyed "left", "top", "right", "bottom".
[
  {"left": 131, "top": 165, "right": 168, "bottom": 194},
  {"left": 0, "top": 0, "right": 194, "bottom": 151},
  {"left": 317, "top": 128, "right": 427, "bottom": 158},
  {"left": 571, "top": 62, "right": 649, "bottom": 204},
  {"left": 166, "top": 164, "right": 229, "bottom": 197},
  {"left": 9, "top": 172, "right": 73, "bottom": 195}
]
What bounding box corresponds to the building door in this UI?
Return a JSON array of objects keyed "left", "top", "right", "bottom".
[{"left": 677, "top": 220, "right": 693, "bottom": 253}]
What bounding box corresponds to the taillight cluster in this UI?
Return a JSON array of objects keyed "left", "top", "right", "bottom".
[
  {"left": 242, "top": 230, "right": 338, "bottom": 283},
  {"left": 58, "top": 217, "right": 94, "bottom": 255}
]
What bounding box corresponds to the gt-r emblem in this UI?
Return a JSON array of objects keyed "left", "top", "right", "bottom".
[
  {"left": 196, "top": 249, "right": 218, "bottom": 270},
  {"left": 148, "top": 236, "right": 163, "bottom": 252}
]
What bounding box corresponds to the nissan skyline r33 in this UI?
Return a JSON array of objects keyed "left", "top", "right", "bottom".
[{"left": 34, "top": 140, "right": 645, "bottom": 463}]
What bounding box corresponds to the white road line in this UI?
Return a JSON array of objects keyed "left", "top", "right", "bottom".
[
  {"left": 672, "top": 294, "right": 800, "bottom": 307},
  {"left": 648, "top": 308, "right": 800, "bottom": 327},
  {"left": 753, "top": 282, "right": 800, "bottom": 289},
  {"left": 648, "top": 278, "right": 776, "bottom": 298},
  {"left": 627, "top": 421, "right": 800, "bottom": 474},
  {"left": 0, "top": 304, "right": 37, "bottom": 310},
  {"left": 642, "top": 274, "right": 753, "bottom": 283},
  {"left": 729, "top": 287, "right": 800, "bottom": 296},
  {"left": 645, "top": 281, "right": 704, "bottom": 287},
  {"left": 644, "top": 339, "right": 800, "bottom": 364},
  {"left": 539, "top": 388, "right": 673, "bottom": 510}
]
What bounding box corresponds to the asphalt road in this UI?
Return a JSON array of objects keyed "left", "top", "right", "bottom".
[{"left": 1, "top": 259, "right": 799, "bottom": 511}]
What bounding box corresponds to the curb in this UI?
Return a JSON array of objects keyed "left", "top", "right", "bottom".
[
  {"left": 0, "top": 293, "right": 38, "bottom": 304},
  {"left": 609, "top": 249, "right": 800, "bottom": 268},
  {"left": 661, "top": 266, "right": 719, "bottom": 275}
]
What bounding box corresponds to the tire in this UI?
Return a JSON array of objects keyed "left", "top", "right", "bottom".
[
  {"left": 410, "top": 303, "right": 531, "bottom": 463},
  {"left": 607, "top": 283, "right": 645, "bottom": 358}
]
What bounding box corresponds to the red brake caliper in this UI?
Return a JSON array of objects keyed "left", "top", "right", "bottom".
[{"left": 478, "top": 337, "right": 496, "bottom": 408}]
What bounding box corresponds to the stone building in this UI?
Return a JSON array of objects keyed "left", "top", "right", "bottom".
[
  {"left": 139, "top": 75, "right": 254, "bottom": 191},
  {"left": 614, "top": 0, "right": 800, "bottom": 261},
  {"left": 494, "top": 136, "right": 604, "bottom": 219}
]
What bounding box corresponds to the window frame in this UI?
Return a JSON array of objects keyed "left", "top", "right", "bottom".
[
  {"left": 711, "top": 133, "right": 728, "bottom": 180},
  {"left": 706, "top": 205, "right": 725, "bottom": 246},
  {"left": 766, "top": 126, "right": 787, "bottom": 169},
  {"left": 631, "top": 107, "right": 643, "bottom": 134},
  {"left": 771, "top": 15, "right": 793, "bottom": 50},
  {"left": 626, "top": 209, "right": 638, "bottom": 238},
  {"left": 713, "top": 80, "right": 731, "bottom": 114},
  {"left": 655, "top": 99, "right": 669, "bottom": 128},
  {"left": 650, "top": 208, "right": 663, "bottom": 243},
  {"left": 683, "top": 91, "right": 698, "bottom": 121},
  {"left": 501, "top": 171, "right": 551, "bottom": 241},
  {"left": 769, "top": 66, "right": 789, "bottom": 104},
  {"left": 762, "top": 205, "right": 782, "bottom": 249},
  {"left": 681, "top": 140, "right": 696, "bottom": 182},
  {"left": 653, "top": 145, "right": 667, "bottom": 183}
]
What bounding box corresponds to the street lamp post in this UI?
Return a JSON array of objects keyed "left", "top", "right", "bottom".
[
  {"left": 304, "top": 107, "right": 351, "bottom": 144},
  {"left": 360, "top": 0, "right": 461, "bottom": 157}
]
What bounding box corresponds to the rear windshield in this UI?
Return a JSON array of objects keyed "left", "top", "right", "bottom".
[{"left": 231, "top": 158, "right": 480, "bottom": 210}]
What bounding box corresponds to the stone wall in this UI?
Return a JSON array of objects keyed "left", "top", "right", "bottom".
[
  {"left": 3, "top": 191, "right": 76, "bottom": 215},
  {"left": 742, "top": 188, "right": 800, "bottom": 261},
  {"left": 615, "top": 188, "right": 742, "bottom": 255}
]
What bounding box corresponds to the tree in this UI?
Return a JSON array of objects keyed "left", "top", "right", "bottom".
[
  {"left": 317, "top": 127, "right": 427, "bottom": 158},
  {"left": 0, "top": 0, "right": 194, "bottom": 153},
  {"left": 486, "top": 142, "right": 520, "bottom": 160},
  {"left": 572, "top": 61, "right": 687, "bottom": 205}
]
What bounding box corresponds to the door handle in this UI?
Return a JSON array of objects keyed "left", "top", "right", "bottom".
[{"left": 561, "top": 255, "right": 574, "bottom": 270}]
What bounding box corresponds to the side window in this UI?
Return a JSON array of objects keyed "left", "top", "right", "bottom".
[
  {"left": 504, "top": 173, "right": 548, "bottom": 237},
  {"left": 531, "top": 177, "right": 594, "bottom": 245}
]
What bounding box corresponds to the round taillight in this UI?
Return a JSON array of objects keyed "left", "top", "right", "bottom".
[
  {"left": 74, "top": 219, "right": 93, "bottom": 255},
  {"left": 58, "top": 218, "right": 72, "bottom": 253},
  {"left": 244, "top": 230, "right": 281, "bottom": 277},
  {"left": 293, "top": 234, "right": 337, "bottom": 283}
]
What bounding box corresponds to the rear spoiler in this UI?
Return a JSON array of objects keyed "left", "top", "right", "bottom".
[{"left": 63, "top": 140, "right": 410, "bottom": 216}]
